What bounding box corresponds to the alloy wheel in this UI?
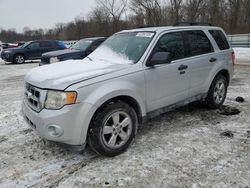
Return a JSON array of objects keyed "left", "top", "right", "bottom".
[
  {"left": 213, "top": 79, "right": 226, "bottom": 104},
  {"left": 15, "top": 55, "right": 25, "bottom": 64},
  {"left": 102, "top": 111, "right": 133, "bottom": 149}
]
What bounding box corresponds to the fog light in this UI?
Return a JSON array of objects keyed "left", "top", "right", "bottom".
[{"left": 48, "top": 125, "right": 63, "bottom": 137}]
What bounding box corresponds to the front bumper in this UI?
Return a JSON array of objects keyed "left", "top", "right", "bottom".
[
  {"left": 22, "top": 99, "right": 96, "bottom": 148},
  {"left": 1, "top": 52, "right": 12, "bottom": 62},
  {"left": 39, "top": 62, "right": 49, "bottom": 66},
  {"left": 40, "top": 56, "right": 50, "bottom": 66}
]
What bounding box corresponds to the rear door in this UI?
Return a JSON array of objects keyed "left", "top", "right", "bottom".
[
  {"left": 182, "top": 30, "right": 215, "bottom": 97},
  {"left": 208, "top": 29, "right": 233, "bottom": 79},
  {"left": 145, "top": 31, "right": 190, "bottom": 112},
  {"left": 39, "top": 41, "right": 55, "bottom": 55}
]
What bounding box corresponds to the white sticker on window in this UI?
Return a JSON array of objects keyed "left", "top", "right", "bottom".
[{"left": 136, "top": 32, "right": 154, "bottom": 38}]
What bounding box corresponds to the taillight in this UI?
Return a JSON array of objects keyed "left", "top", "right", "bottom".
[{"left": 232, "top": 50, "right": 236, "bottom": 65}]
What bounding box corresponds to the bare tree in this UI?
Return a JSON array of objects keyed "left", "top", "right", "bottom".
[
  {"left": 184, "top": 0, "right": 206, "bottom": 22},
  {"left": 169, "top": 0, "right": 183, "bottom": 24},
  {"left": 228, "top": 0, "right": 241, "bottom": 33},
  {"left": 130, "top": 0, "right": 163, "bottom": 26},
  {"left": 95, "top": 0, "right": 128, "bottom": 32},
  {"left": 240, "top": 0, "right": 250, "bottom": 33},
  {"left": 1, "top": 0, "right": 250, "bottom": 42},
  {"left": 89, "top": 6, "right": 112, "bottom": 35}
]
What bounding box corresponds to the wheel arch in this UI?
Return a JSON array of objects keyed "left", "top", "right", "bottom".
[
  {"left": 217, "top": 69, "right": 230, "bottom": 84},
  {"left": 13, "top": 53, "right": 26, "bottom": 63},
  {"left": 78, "top": 92, "right": 147, "bottom": 145},
  {"left": 206, "top": 69, "right": 230, "bottom": 93},
  {"left": 92, "top": 95, "right": 144, "bottom": 124}
]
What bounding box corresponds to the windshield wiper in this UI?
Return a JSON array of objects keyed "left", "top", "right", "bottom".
[{"left": 86, "top": 56, "right": 93, "bottom": 61}]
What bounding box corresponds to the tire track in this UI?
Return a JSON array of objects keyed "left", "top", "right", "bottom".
[{"left": 28, "top": 154, "right": 99, "bottom": 188}]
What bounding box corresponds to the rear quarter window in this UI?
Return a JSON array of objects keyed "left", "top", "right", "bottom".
[
  {"left": 56, "top": 41, "right": 67, "bottom": 49},
  {"left": 209, "top": 30, "right": 230, "bottom": 50},
  {"left": 184, "top": 30, "right": 213, "bottom": 57}
]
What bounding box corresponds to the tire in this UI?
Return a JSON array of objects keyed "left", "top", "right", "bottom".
[
  {"left": 204, "top": 74, "right": 228, "bottom": 109},
  {"left": 87, "top": 101, "right": 138, "bottom": 157},
  {"left": 13, "top": 54, "right": 25, "bottom": 64}
]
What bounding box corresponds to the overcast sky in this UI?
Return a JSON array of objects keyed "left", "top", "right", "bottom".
[{"left": 0, "top": 0, "right": 96, "bottom": 32}]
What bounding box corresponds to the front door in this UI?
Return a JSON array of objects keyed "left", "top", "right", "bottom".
[
  {"left": 26, "top": 42, "right": 41, "bottom": 59},
  {"left": 145, "top": 31, "right": 190, "bottom": 112}
]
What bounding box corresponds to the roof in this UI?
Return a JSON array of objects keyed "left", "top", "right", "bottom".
[
  {"left": 80, "top": 37, "right": 106, "bottom": 41},
  {"left": 119, "top": 26, "right": 222, "bottom": 34}
]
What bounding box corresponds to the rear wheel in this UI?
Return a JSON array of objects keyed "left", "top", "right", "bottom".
[
  {"left": 14, "top": 54, "right": 25, "bottom": 64},
  {"left": 88, "top": 101, "right": 138, "bottom": 157},
  {"left": 205, "top": 74, "right": 228, "bottom": 109}
]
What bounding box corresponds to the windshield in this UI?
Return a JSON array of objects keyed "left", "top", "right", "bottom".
[
  {"left": 89, "top": 32, "right": 155, "bottom": 64},
  {"left": 22, "top": 41, "right": 32, "bottom": 48},
  {"left": 70, "top": 39, "right": 93, "bottom": 50}
]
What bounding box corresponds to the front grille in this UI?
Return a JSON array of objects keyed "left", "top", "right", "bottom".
[{"left": 25, "top": 83, "right": 46, "bottom": 112}]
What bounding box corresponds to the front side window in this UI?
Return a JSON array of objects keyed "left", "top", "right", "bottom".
[
  {"left": 28, "top": 42, "right": 40, "bottom": 49},
  {"left": 89, "top": 32, "right": 155, "bottom": 64},
  {"left": 209, "top": 30, "right": 230, "bottom": 50},
  {"left": 22, "top": 41, "right": 32, "bottom": 48},
  {"left": 153, "top": 32, "right": 186, "bottom": 61},
  {"left": 185, "top": 30, "right": 213, "bottom": 56}
]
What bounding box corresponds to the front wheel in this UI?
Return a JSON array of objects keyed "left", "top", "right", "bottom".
[
  {"left": 13, "top": 54, "right": 25, "bottom": 64},
  {"left": 88, "top": 101, "right": 138, "bottom": 157},
  {"left": 204, "top": 74, "right": 228, "bottom": 109}
]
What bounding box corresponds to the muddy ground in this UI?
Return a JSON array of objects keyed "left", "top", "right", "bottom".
[{"left": 0, "top": 61, "right": 249, "bottom": 188}]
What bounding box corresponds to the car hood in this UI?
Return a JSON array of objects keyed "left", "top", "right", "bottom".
[
  {"left": 25, "top": 58, "right": 131, "bottom": 90},
  {"left": 3, "top": 47, "right": 23, "bottom": 53},
  {"left": 43, "top": 49, "right": 80, "bottom": 57}
]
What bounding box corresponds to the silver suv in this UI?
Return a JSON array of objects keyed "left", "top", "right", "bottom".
[{"left": 22, "top": 25, "right": 234, "bottom": 156}]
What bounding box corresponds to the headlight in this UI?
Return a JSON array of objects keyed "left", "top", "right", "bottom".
[
  {"left": 4, "top": 50, "right": 11, "bottom": 53},
  {"left": 45, "top": 90, "right": 77, "bottom": 110},
  {"left": 50, "top": 57, "right": 60, "bottom": 64}
]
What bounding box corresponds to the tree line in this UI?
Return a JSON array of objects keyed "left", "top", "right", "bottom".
[{"left": 1, "top": 0, "right": 250, "bottom": 42}]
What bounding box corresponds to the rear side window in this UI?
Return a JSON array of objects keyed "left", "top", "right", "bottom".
[
  {"left": 40, "top": 41, "right": 52, "bottom": 48},
  {"left": 184, "top": 30, "right": 213, "bottom": 56},
  {"left": 154, "top": 32, "right": 186, "bottom": 61},
  {"left": 209, "top": 30, "right": 230, "bottom": 50}
]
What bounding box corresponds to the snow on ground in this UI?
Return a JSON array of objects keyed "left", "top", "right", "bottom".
[
  {"left": 0, "top": 61, "right": 249, "bottom": 188},
  {"left": 234, "top": 47, "right": 250, "bottom": 64}
]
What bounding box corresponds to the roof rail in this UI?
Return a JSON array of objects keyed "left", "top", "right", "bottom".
[{"left": 174, "top": 22, "right": 213, "bottom": 26}]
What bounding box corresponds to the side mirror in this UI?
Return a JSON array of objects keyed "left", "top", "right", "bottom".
[
  {"left": 147, "top": 52, "right": 171, "bottom": 66},
  {"left": 26, "top": 46, "right": 30, "bottom": 50}
]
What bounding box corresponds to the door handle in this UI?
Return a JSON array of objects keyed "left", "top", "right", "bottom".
[
  {"left": 178, "top": 64, "right": 188, "bottom": 71},
  {"left": 210, "top": 57, "right": 217, "bottom": 63}
]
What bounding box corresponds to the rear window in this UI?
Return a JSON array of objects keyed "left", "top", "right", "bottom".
[
  {"left": 209, "top": 30, "right": 230, "bottom": 50},
  {"left": 185, "top": 30, "right": 213, "bottom": 56}
]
